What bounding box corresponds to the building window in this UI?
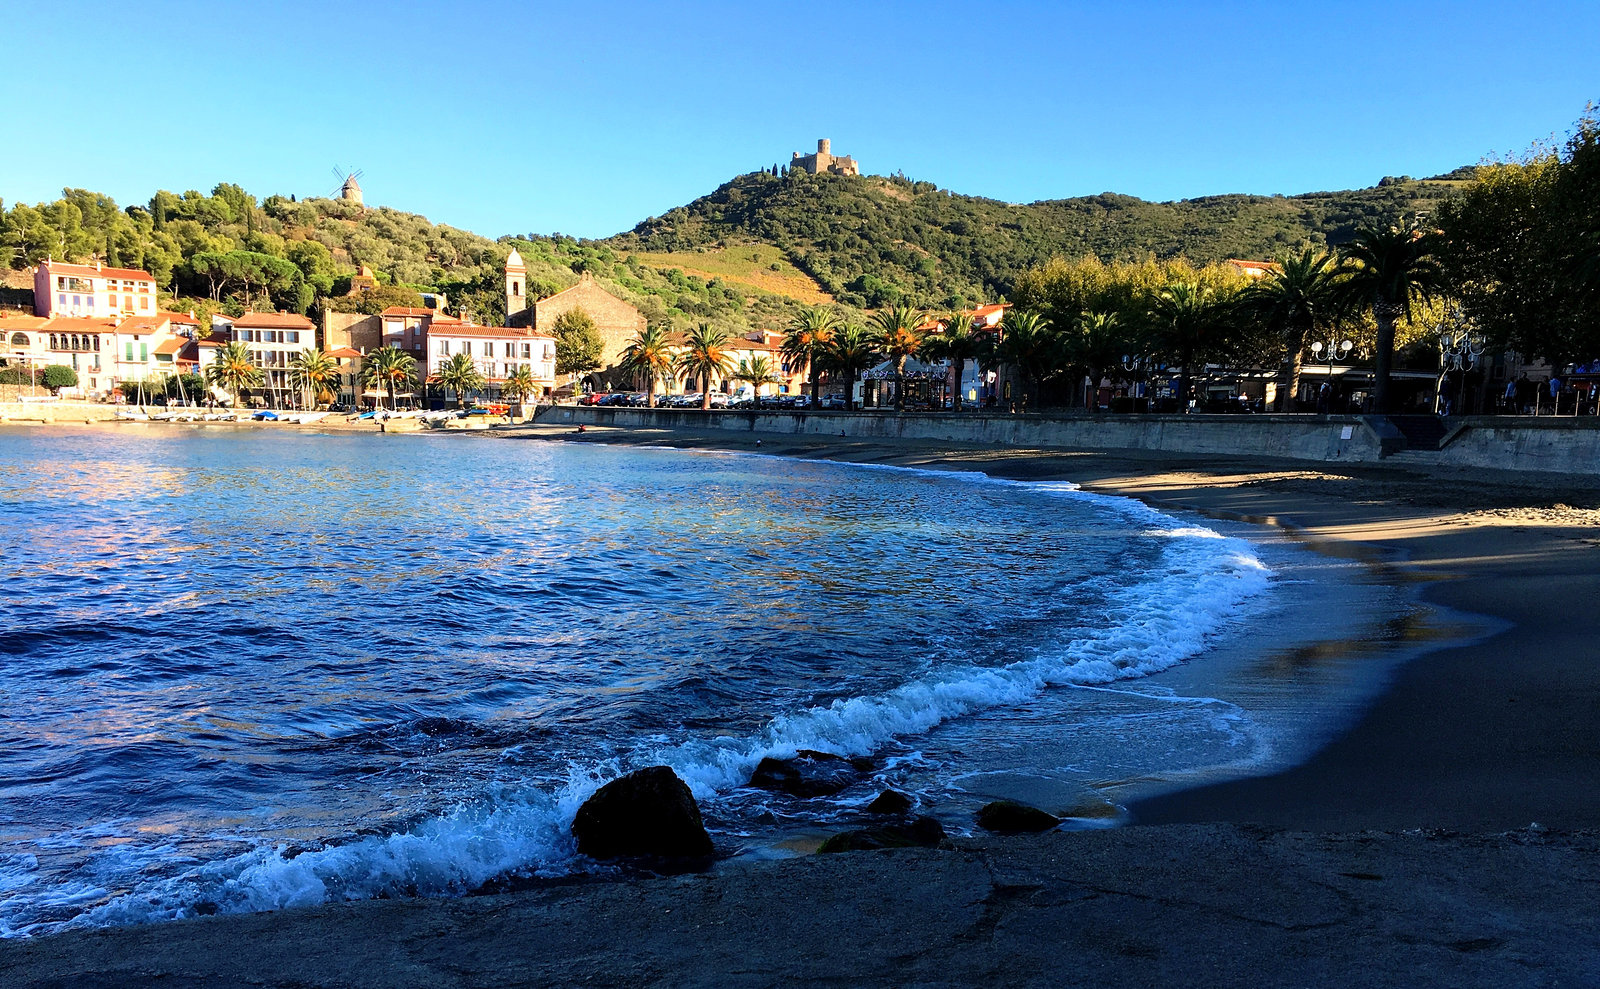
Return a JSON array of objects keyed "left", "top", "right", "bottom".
[
  {"left": 109, "top": 295, "right": 118, "bottom": 308},
  {"left": 58, "top": 294, "right": 66, "bottom": 306},
  {"left": 289, "top": 331, "right": 299, "bottom": 344},
  {"left": 140, "top": 344, "right": 148, "bottom": 362},
  {"left": 139, "top": 297, "right": 149, "bottom": 310},
  {"left": 72, "top": 295, "right": 81, "bottom": 307}
]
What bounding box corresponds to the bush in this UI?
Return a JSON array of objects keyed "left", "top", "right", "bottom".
[{"left": 42, "top": 365, "right": 78, "bottom": 392}]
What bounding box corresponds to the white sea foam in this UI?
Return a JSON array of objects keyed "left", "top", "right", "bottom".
[{"left": 49, "top": 463, "right": 1270, "bottom": 933}]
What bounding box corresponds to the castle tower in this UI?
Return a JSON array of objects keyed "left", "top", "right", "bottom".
[
  {"left": 818, "top": 138, "right": 831, "bottom": 156},
  {"left": 505, "top": 247, "right": 527, "bottom": 320}
]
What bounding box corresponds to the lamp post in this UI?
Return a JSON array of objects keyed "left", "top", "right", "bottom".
[
  {"left": 1307, "top": 339, "right": 1353, "bottom": 412},
  {"left": 1434, "top": 304, "right": 1483, "bottom": 415},
  {"left": 1121, "top": 353, "right": 1147, "bottom": 412}
]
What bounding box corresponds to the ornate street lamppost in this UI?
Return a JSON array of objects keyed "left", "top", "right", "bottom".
[
  {"left": 1434, "top": 304, "right": 1484, "bottom": 415},
  {"left": 1306, "top": 339, "right": 1353, "bottom": 412}
]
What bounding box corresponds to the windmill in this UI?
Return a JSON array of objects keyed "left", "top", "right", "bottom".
[{"left": 331, "top": 166, "right": 365, "bottom": 206}]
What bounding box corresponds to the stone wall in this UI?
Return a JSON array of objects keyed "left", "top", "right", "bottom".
[
  {"left": 532, "top": 274, "right": 646, "bottom": 368},
  {"left": 1435, "top": 417, "right": 1600, "bottom": 472},
  {"left": 321, "top": 312, "right": 381, "bottom": 353},
  {"left": 551, "top": 407, "right": 1600, "bottom": 474},
  {"left": 0, "top": 401, "right": 120, "bottom": 422},
  {"left": 552, "top": 408, "right": 1389, "bottom": 462}
]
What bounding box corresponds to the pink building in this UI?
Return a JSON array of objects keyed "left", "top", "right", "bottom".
[{"left": 33, "top": 261, "right": 159, "bottom": 318}]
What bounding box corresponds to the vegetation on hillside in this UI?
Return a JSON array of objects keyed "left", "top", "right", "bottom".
[
  {"left": 609, "top": 168, "right": 1471, "bottom": 310},
  {"left": 0, "top": 187, "right": 816, "bottom": 337}
]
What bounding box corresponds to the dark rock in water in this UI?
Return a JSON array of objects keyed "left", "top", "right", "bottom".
[
  {"left": 976, "top": 800, "right": 1060, "bottom": 834},
  {"left": 818, "top": 816, "right": 947, "bottom": 853},
  {"left": 749, "top": 749, "right": 867, "bottom": 798},
  {"left": 571, "top": 766, "right": 714, "bottom": 860},
  {"left": 866, "top": 789, "right": 913, "bottom": 815}
]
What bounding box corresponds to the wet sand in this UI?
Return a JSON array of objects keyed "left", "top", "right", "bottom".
[{"left": 6, "top": 420, "right": 1599, "bottom": 986}]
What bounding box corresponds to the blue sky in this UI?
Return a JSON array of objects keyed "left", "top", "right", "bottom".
[{"left": 5, "top": 0, "right": 1596, "bottom": 239}]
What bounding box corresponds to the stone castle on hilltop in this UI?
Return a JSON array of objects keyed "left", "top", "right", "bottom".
[{"left": 791, "top": 138, "right": 859, "bottom": 176}]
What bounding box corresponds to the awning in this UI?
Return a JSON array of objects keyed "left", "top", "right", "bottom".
[{"left": 863, "top": 358, "right": 949, "bottom": 381}]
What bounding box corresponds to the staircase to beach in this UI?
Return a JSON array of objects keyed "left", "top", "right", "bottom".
[{"left": 1388, "top": 414, "right": 1451, "bottom": 452}]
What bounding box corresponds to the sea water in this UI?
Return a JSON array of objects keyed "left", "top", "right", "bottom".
[{"left": 0, "top": 426, "right": 1404, "bottom": 936}]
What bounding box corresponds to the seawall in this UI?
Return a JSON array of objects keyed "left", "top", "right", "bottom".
[
  {"left": 545, "top": 406, "right": 1600, "bottom": 474},
  {"left": 0, "top": 402, "right": 122, "bottom": 423}
]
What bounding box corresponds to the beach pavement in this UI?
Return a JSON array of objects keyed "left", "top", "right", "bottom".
[{"left": 3, "top": 825, "right": 1596, "bottom": 987}]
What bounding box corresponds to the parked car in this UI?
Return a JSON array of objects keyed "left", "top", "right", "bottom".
[
  {"left": 820, "top": 394, "right": 849, "bottom": 410},
  {"left": 708, "top": 393, "right": 730, "bottom": 409}
]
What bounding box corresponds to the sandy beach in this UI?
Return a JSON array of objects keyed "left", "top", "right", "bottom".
[{"left": 5, "top": 420, "right": 1599, "bottom": 986}]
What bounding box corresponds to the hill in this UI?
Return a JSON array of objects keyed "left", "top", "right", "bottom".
[
  {"left": 1, "top": 166, "right": 1470, "bottom": 336},
  {"left": 605, "top": 168, "right": 1474, "bottom": 309}
]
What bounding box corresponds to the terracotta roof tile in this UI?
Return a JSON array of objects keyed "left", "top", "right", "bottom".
[
  {"left": 40, "top": 262, "right": 156, "bottom": 281},
  {"left": 232, "top": 311, "right": 315, "bottom": 329}
]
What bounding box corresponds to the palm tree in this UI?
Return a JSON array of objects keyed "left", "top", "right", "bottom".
[
  {"left": 501, "top": 365, "right": 537, "bottom": 407},
  {"left": 1235, "top": 249, "right": 1348, "bottom": 412},
  {"left": 1340, "top": 224, "right": 1444, "bottom": 413},
  {"left": 288, "top": 348, "right": 341, "bottom": 409},
  {"left": 825, "top": 323, "right": 877, "bottom": 411},
  {"left": 438, "top": 351, "right": 485, "bottom": 408},
  {"left": 733, "top": 355, "right": 781, "bottom": 409},
  {"left": 361, "top": 345, "right": 417, "bottom": 411},
  {"left": 205, "top": 341, "right": 262, "bottom": 409},
  {"left": 618, "top": 324, "right": 677, "bottom": 408},
  {"left": 995, "top": 309, "right": 1058, "bottom": 411},
  {"left": 1060, "top": 310, "right": 1127, "bottom": 410},
  {"left": 679, "top": 323, "right": 734, "bottom": 409},
  {"left": 870, "top": 304, "right": 927, "bottom": 412},
  {"left": 1149, "top": 280, "right": 1227, "bottom": 412},
  {"left": 919, "top": 310, "right": 985, "bottom": 412},
  {"left": 781, "top": 306, "right": 841, "bottom": 408}
]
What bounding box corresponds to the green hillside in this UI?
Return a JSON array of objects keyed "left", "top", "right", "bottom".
[
  {"left": 1, "top": 165, "right": 1470, "bottom": 335},
  {"left": 607, "top": 168, "right": 1473, "bottom": 309}
]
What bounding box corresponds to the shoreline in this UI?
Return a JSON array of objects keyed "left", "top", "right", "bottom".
[
  {"left": 5, "top": 421, "right": 1600, "bottom": 985},
  {"left": 500, "top": 422, "right": 1600, "bottom": 830}
]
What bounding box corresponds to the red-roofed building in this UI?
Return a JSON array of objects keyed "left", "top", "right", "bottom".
[
  {"left": 4, "top": 313, "right": 186, "bottom": 396},
  {"left": 33, "top": 260, "right": 159, "bottom": 318},
  {"left": 210, "top": 312, "right": 316, "bottom": 393},
  {"left": 1225, "top": 259, "right": 1282, "bottom": 279},
  {"left": 426, "top": 323, "right": 557, "bottom": 400}
]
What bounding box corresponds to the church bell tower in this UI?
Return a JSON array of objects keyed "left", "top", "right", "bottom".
[{"left": 505, "top": 248, "right": 527, "bottom": 323}]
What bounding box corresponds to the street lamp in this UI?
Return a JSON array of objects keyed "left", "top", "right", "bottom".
[
  {"left": 1308, "top": 338, "right": 1354, "bottom": 366},
  {"left": 1433, "top": 303, "right": 1484, "bottom": 414}
]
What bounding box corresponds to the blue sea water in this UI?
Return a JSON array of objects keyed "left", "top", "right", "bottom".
[{"left": 0, "top": 425, "right": 1292, "bottom": 935}]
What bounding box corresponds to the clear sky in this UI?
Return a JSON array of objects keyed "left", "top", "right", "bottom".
[{"left": 5, "top": 0, "right": 1596, "bottom": 240}]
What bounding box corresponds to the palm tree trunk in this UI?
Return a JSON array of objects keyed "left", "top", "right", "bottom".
[
  {"left": 1372, "top": 303, "right": 1396, "bottom": 414},
  {"left": 1282, "top": 344, "right": 1305, "bottom": 413},
  {"left": 647, "top": 374, "right": 657, "bottom": 408},
  {"left": 951, "top": 361, "right": 964, "bottom": 413},
  {"left": 893, "top": 364, "right": 905, "bottom": 412},
  {"left": 810, "top": 359, "right": 821, "bottom": 408},
  {"left": 846, "top": 370, "right": 857, "bottom": 411},
  {"left": 701, "top": 370, "right": 711, "bottom": 410}
]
